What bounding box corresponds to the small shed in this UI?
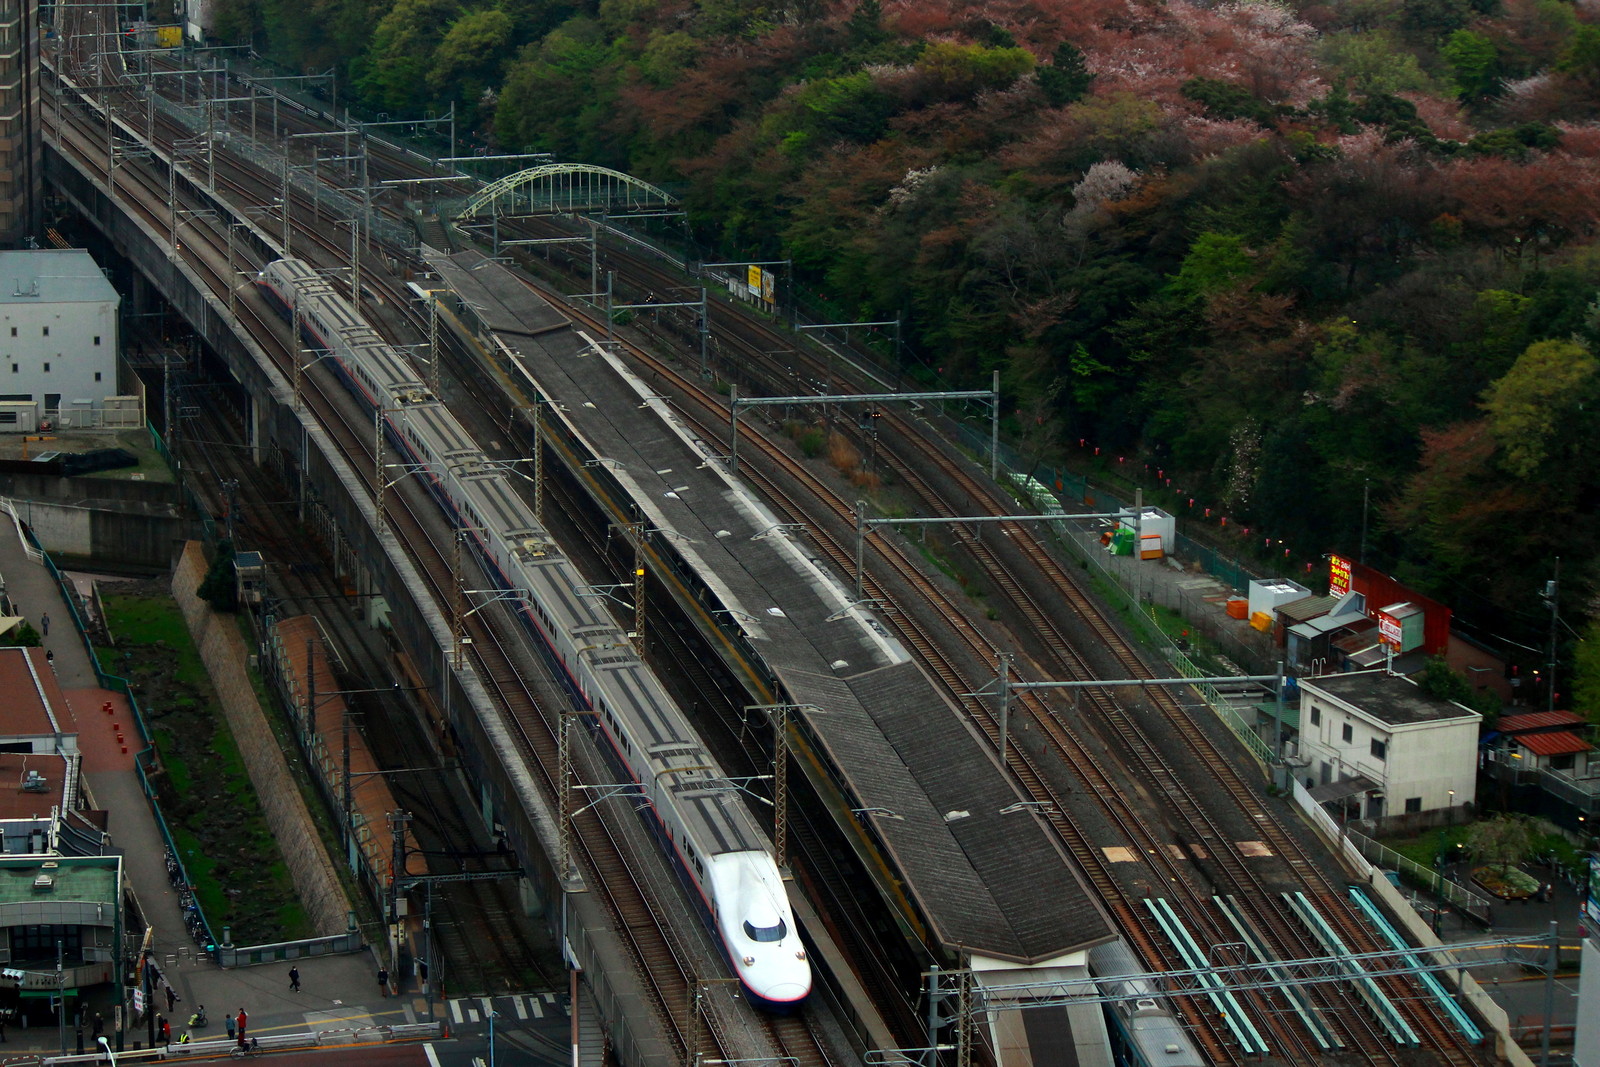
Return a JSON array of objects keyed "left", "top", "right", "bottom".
[{"left": 1117, "top": 506, "right": 1175, "bottom": 556}]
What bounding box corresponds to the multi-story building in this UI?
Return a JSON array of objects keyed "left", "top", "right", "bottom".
[
  {"left": 0, "top": 249, "right": 119, "bottom": 428},
  {"left": 1295, "top": 669, "right": 1480, "bottom": 819},
  {"left": 0, "top": 0, "right": 41, "bottom": 245}
]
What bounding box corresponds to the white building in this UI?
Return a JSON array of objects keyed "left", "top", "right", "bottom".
[
  {"left": 1295, "top": 669, "right": 1479, "bottom": 819},
  {"left": 0, "top": 250, "right": 119, "bottom": 431}
]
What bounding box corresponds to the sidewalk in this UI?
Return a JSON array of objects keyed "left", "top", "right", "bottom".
[{"left": 0, "top": 513, "right": 190, "bottom": 1035}]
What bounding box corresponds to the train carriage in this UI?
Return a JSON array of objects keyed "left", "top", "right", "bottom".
[{"left": 256, "top": 259, "right": 810, "bottom": 1008}]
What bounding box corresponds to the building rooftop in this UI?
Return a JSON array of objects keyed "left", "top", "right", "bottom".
[
  {"left": 1301, "top": 670, "right": 1478, "bottom": 726},
  {"left": 0, "top": 249, "right": 118, "bottom": 306},
  {"left": 1513, "top": 732, "right": 1591, "bottom": 757},
  {"left": 1279, "top": 595, "right": 1338, "bottom": 624},
  {"left": 1498, "top": 710, "right": 1587, "bottom": 734},
  {"left": 0, "top": 647, "right": 75, "bottom": 739},
  {"left": 0, "top": 857, "right": 117, "bottom": 905},
  {"left": 0, "top": 753, "right": 67, "bottom": 820}
]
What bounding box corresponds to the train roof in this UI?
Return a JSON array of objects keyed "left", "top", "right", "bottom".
[{"left": 428, "top": 248, "right": 1118, "bottom": 964}]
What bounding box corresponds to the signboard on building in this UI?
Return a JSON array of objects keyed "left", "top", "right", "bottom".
[
  {"left": 1376, "top": 602, "right": 1424, "bottom": 652},
  {"left": 1586, "top": 855, "right": 1600, "bottom": 932},
  {"left": 747, "top": 265, "right": 762, "bottom": 298},
  {"left": 1329, "top": 555, "right": 1352, "bottom": 597}
]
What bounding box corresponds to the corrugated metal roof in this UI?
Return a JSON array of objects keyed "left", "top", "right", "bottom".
[
  {"left": 1278, "top": 595, "right": 1337, "bottom": 623},
  {"left": 1514, "top": 732, "right": 1591, "bottom": 757},
  {"left": 1498, "top": 710, "right": 1586, "bottom": 734}
]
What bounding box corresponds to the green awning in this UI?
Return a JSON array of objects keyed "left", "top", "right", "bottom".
[{"left": 1254, "top": 701, "right": 1299, "bottom": 729}]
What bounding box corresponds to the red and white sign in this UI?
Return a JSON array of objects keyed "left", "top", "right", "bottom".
[
  {"left": 1329, "top": 555, "right": 1352, "bottom": 597},
  {"left": 1379, "top": 611, "right": 1403, "bottom": 648}
]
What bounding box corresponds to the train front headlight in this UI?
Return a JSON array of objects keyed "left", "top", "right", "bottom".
[
  {"left": 742, "top": 956, "right": 755, "bottom": 966},
  {"left": 795, "top": 950, "right": 806, "bottom": 960}
]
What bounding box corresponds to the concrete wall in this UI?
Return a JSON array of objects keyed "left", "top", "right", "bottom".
[
  {"left": 0, "top": 490, "right": 197, "bottom": 570},
  {"left": 171, "top": 541, "right": 353, "bottom": 937},
  {"left": 1576, "top": 939, "right": 1600, "bottom": 1066}
]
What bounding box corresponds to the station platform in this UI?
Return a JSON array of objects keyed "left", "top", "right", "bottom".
[{"left": 425, "top": 251, "right": 1119, "bottom": 1063}]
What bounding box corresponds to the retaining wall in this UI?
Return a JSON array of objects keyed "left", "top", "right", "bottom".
[{"left": 171, "top": 541, "right": 353, "bottom": 937}]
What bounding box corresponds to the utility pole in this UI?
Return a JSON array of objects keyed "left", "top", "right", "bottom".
[
  {"left": 629, "top": 521, "right": 646, "bottom": 654},
  {"left": 388, "top": 810, "right": 410, "bottom": 931},
  {"left": 306, "top": 636, "right": 316, "bottom": 749},
  {"left": 1544, "top": 558, "right": 1561, "bottom": 712}
]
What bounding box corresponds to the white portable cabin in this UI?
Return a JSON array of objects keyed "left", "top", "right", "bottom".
[
  {"left": 0, "top": 401, "right": 38, "bottom": 433},
  {"left": 1248, "top": 579, "right": 1311, "bottom": 622}
]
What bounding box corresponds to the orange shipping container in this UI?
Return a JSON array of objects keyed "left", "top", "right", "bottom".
[{"left": 1226, "top": 599, "right": 1248, "bottom": 619}]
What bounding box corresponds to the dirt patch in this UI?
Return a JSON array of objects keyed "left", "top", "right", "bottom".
[{"left": 103, "top": 588, "right": 309, "bottom": 943}]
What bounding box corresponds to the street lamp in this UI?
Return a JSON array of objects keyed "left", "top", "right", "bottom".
[{"left": 97, "top": 1035, "right": 116, "bottom": 1064}]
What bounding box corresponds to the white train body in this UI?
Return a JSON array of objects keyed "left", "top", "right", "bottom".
[{"left": 257, "top": 259, "right": 811, "bottom": 1008}]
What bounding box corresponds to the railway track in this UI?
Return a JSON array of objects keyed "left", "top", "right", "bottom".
[
  {"left": 518, "top": 246, "right": 1487, "bottom": 1065},
  {"left": 46, "top": 50, "right": 1487, "bottom": 1065},
  {"left": 45, "top": 66, "right": 843, "bottom": 1067}
]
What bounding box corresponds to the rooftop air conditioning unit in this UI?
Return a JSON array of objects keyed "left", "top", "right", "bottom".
[{"left": 21, "top": 771, "right": 47, "bottom": 793}]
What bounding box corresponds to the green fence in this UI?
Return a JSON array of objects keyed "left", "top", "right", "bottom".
[{"left": 10, "top": 505, "right": 221, "bottom": 957}]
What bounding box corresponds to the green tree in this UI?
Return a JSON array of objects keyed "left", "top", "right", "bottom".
[
  {"left": 357, "top": 0, "right": 460, "bottom": 113},
  {"left": 912, "top": 41, "right": 1035, "bottom": 102},
  {"left": 1465, "top": 814, "right": 1537, "bottom": 874},
  {"left": 1558, "top": 24, "right": 1600, "bottom": 80},
  {"left": 1037, "top": 41, "right": 1093, "bottom": 107},
  {"left": 1168, "top": 233, "right": 1255, "bottom": 301},
  {"left": 495, "top": 19, "right": 615, "bottom": 156},
  {"left": 1418, "top": 655, "right": 1475, "bottom": 704},
  {"left": 428, "top": 8, "right": 514, "bottom": 97},
  {"left": 1482, "top": 338, "right": 1598, "bottom": 478},
  {"left": 846, "top": 0, "right": 886, "bottom": 48},
  {"left": 1181, "top": 77, "right": 1278, "bottom": 124},
  {"left": 636, "top": 30, "right": 700, "bottom": 88},
  {"left": 1319, "top": 30, "right": 1436, "bottom": 95},
  {"left": 1416, "top": 655, "right": 1498, "bottom": 714},
  {"left": 198, "top": 541, "right": 239, "bottom": 612},
  {"left": 1572, "top": 617, "right": 1600, "bottom": 722},
  {"left": 1442, "top": 29, "right": 1502, "bottom": 99}
]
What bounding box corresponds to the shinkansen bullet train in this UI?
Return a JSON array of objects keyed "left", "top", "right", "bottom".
[{"left": 257, "top": 258, "right": 811, "bottom": 1008}]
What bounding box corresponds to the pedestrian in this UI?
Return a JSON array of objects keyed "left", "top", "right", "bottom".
[
  {"left": 226, "top": 1012, "right": 236, "bottom": 1041},
  {"left": 40, "top": 612, "right": 48, "bottom": 636},
  {"left": 44, "top": 648, "right": 52, "bottom": 666},
  {"left": 289, "top": 965, "right": 300, "bottom": 993},
  {"left": 237, "top": 1008, "right": 247, "bottom": 1046},
  {"left": 377, "top": 966, "right": 389, "bottom": 997},
  {"left": 93, "top": 1014, "right": 103, "bottom": 1038},
  {"left": 164, "top": 983, "right": 177, "bottom": 1013},
  {"left": 159, "top": 1016, "right": 170, "bottom": 1044}
]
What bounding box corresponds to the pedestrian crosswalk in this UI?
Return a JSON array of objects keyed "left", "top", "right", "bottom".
[{"left": 447, "top": 992, "right": 567, "bottom": 1026}]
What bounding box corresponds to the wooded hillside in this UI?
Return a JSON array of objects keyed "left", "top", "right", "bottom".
[{"left": 217, "top": 0, "right": 1600, "bottom": 699}]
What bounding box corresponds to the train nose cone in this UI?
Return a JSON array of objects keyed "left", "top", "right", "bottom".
[{"left": 763, "top": 981, "right": 809, "bottom": 1003}]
